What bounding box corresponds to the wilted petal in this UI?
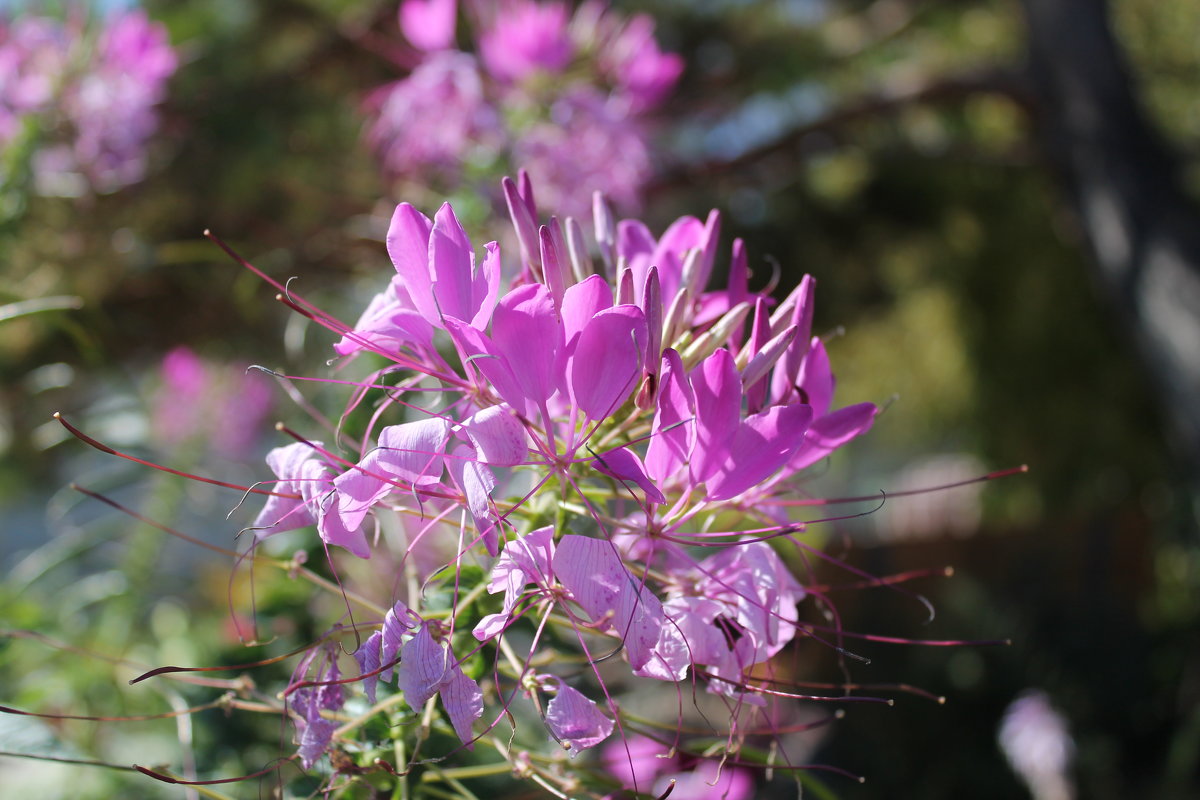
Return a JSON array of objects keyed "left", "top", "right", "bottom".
[
  {"left": 355, "top": 631, "right": 383, "bottom": 704},
  {"left": 461, "top": 405, "right": 527, "bottom": 466},
  {"left": 440, "top": 667, "right": 483, "bottom": 746},
  {"left": 298, "top": 718, "right": 337, "bottom": 769},
  {"left": 376, "top": 417, "right": 451, "bottom": 485},
  {"left": 447, "top": 444, "right": 498, "bottom": 554},
  {"left": 544, "top": 679, "right": 614, "bottom": 753},
  {"left": 381, "top": 600, "right": 417, "bottom": 682},
  {"left": 568, "top": 305, "right": 647, "bottom": 420},
  {"left": 591, "top": 446, "right": 666, "bottom": 505},
  {"left": 397, "top": 624, "right": 449, "bottom": 711},
  {"left": 662, "top": 596, "right": 730, "bottom": 668},
  {"left": 554, "top": 535, "right": 663, "bottom": 670},
  {"left": 474, "top": 523, "right": 556, "bottom": 640}
]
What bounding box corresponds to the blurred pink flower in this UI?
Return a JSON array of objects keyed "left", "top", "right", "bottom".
[
  {"left": 513, "top": 87, "right": 652, "bottom": 217},
  {"left": 479, "top": 0, "right": 574, "bottom": 82},
  {"left": 0, "top": 9, "right": 175, "bottom": 194},
  {"left": 153, "top": 347, "right": 272, "bottom": 461},
  {"left": 365, "top": 51, "right": 499, "bottom": 177},
  {"left": 602, "top": 735, "right": 754, "bottom": 799},
  {"left": 399, "top": 0, "right": 458, "bottom": 52}
]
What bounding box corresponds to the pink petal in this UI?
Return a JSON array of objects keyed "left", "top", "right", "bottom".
[
  {"left": 376, "top": 417, "right": 451, "bottom": 485},
  {"left": 491, "top": 283, "right": 561, "bottom": 406},
  {"left": 560, "top": 274, "right": 613, "bottom": 346},
  {"left": 381, "top": 600, "right": 417, "bottom": 682},
  {"left": 397, "top": 624, "right": 449, "bottom": 711},
  {"left": 769, "top": 275, "right": 815, "bottom": 403},
  {"left": 354, "top": 631, "right": 383, "bottom": 703},
  {"left": 443, "top": 317, "right": 525, "bottom": 412},
  {"left": 788, "top": 402, "right": 877, "bottom": 472},
  {"left": 439, "top": 667, "right": 483, "bottom": 746},
  {"left": 544, "top": 680, "right": 614, "bottom": 753},
  {"left": 429, "top": 203, "right": 497, "bottom": 328},
  {"left": 553, "top": 535, "right": 664, "bottom": 671},
  {"left": 317, "top": 494, "right": 371, "bottom": 558},
  {"left": 399, "top": 0, "right": 457, "bottom": 52},
  {"left": 568, "top": 305, "right": 647, "bottom": 420},
  {"left": 591, "top": 446, "right": 666, "bottom": 505},
  {"left": 690, "top": 348, "right": 741, "bottom": 483},
  {"left": 386, "top": 203, "right": 438, "bottom": 325},
  {"left": 503, "top": 175, "right": 540, "bottom": 270},
  {"left": 796, "top": 336, "right": 833, "bottom": 417},
  {"left": 446, "top": 444, "right": 498, "bottom": 554},
  {"left": 461, "top": 405, "right": 527, "bottom": 466},
  {"left": 645, "top": 348, "right": 696, "bottom": 482},
  {"left": 706, "top": 403, "right": 814, "bottom": 501}
]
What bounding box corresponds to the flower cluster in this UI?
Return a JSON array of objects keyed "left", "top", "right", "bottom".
[
  {"left": 365, "top": 0, "right": 682, "bottom": 216},
  {"left": 0, "top": 9, "right": 175, "bottom": 195},
  {"left": 151, "top": 347, "right": 274, "bottom": 462},
  {"left": 248, "top": 174, "right": 878, "bottom": 794}
]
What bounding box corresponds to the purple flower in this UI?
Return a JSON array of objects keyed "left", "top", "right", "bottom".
[
  {"left": 596, "top": 12, "right": 683, "bottom": 110},
  {"left": 365, "top": 51, "right": 499, "bottom": 177},
  {"left": 399, "top": 0, "right": 457, "bottom": 52},
  {"left": 151, "top": 347, "right": 273, "bottom": 461},
  {"left": 543, "top": 677, "right": 614, "bottom": 753},
  {"left": 230, "top": 175, "right": 896, "bottom": 791},
  {"left": 513, "top": 87, "right": 654, "bottom": 217},
  {"left": 289, "top": 645, "right": 345, "bottom": 769},
  {"left": 478, "top": 0, "right": 574, "bottom": 83},
  {"left": 602, "top": 735, "right": 754, "bottom": 800}
]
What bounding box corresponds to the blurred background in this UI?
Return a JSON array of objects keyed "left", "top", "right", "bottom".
[{"left": 1, "top": 0, "right": 1197, "bottom": 797}]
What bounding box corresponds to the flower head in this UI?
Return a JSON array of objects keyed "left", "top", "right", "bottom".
[{"left": 239, "top": 175, "right": 881, "bottom": 781}]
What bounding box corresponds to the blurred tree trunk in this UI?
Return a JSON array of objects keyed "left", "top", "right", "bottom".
[{"left": 1019, "top": 0, "right": 1200, "bottom": 488}]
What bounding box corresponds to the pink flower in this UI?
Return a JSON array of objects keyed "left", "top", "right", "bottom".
[
  {"left": 399, "top": 0, "right": 457, "bottom": 52},
  {"left": 602, "top": 735, "right": 754, "bottom": 799},
  {"left": 513, "top": 87, "right": 654, "bottom": 216},
  {"left": 365, "top": 51, "right": 499, "bottom": 176},
  {"left": 478, "top": 0, "right": 574, "bottom": 82},
  {"left": 597, "top": 13, "right": 683, "bottom": 110}
]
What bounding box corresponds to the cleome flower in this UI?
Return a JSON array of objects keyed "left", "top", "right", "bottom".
[
  {"left": 364, "top": 0, "right": 682, "bottom": 216},
  {"left": 239, "top": 173, "right": 885, "bottom": 793}
]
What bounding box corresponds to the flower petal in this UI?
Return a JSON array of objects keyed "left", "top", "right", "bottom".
[
  {"left": 544, "top": 680, "right": 614, "bottom": 754},
  {"left": 788, "top": 402, "right": 878, "bottom": 472},
  {"left": 690, "top": 348, "right": 741, "bottom": 483},
  {"left": 397, "top": 624, "right": 449, "bottom": 711},
  {"left": 706, "top": 403, "right": 814, "bottom": 501},
  {"left": 439, "top": 667, "right": 483, "bottom": 746},
  {"left": 645, "top": 348, "right": 696, "bottom": 482},
  {"left": 591, "top": 446, "right": 666, "bottom": 505},
  {"left": 461, "top": 404, "right": 527, "bottom": 466},
  {"left": 553, "top": 535, "right": 664, "bottom": 670},
  {"left": 568, "top": 305, "right": 647, "bottom": 420},
  {"left": 387, "top": 203, "right": 438, "bottom": 325}
]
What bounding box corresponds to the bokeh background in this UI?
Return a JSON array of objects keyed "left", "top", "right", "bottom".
[{"left": 2, "top": 0, "right": 1197, "bottom": 797}]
